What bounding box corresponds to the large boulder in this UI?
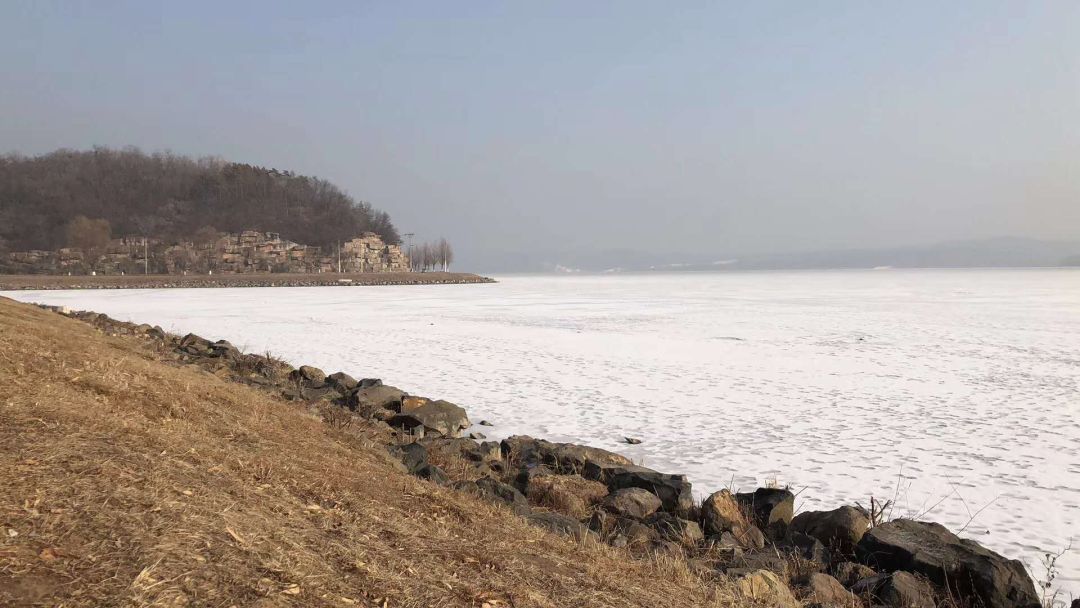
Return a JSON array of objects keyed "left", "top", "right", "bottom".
[
  {"left": 734, "top": 570, "right": 798, "bottom": 608},
  {"left": 456, "top": 477, "right": 532, "bottom": 516},
  {"left": 832, "top": 560, "right": 876, "bottom": 587},
  {"left": 179, "top": 333, "right": 212, "bottom": 356},
  {"left": 289, "top": 365, "right": 327, "bottom": 388},
  {"left": 736, "top": 488, "right": 794, "bottom": 538},
  {"left": 786, "top": 531, "right": 832, "bottom": 568},
  {"left": 602, "top": 487, "right": 663, "bottom": 520},
  {"left": 347, "top": 384, "right": 404, "bottom": 413},
  {"left": 589, "top": 464, "right": 693, "bottom": 517},
  {"left": 851, "top": 571, "right": 936, "bottom": 608},
  {"left": 799, "top": 572, "right": 855, "bottom": 605},
  {"left": 388, "top": 442, "right": 428, "bottom": 474},
  {"left": 501, "top": 436, "right": 632, "bottom": 474},
  {"left": 855, "top": 519, "right": 1039, "bottom": 608},
  {"left": 792, "top": 505, "right": 870, "bottom": 557},
  {"left": 388, "top": 399, "right": 470, "bottom": 438},
  {"left": 644, "top": 512, "right": 704, "bottom": 545},
  {"left": 326, "top": 371, "right": 358, "bottom": 392},
  {"left": 701, "top": 489, "right": 749, "bottom": 536}
]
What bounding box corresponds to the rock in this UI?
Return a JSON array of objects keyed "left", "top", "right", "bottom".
[
  {"left": 468, "top": 432, "right": 486, "bottom": 440},
  {"left": 851, "top": 571, "right": 935, "bottom": 608},
  {"left": 527, "top": 511, "right": 592, "bottom": 540},
  {"left": 800, "top": 573, "right": 854, "bottom": 605},
  {"left": 734, "top": 570, "right": 799, "bottom": 608},
  {"left": 414, "top": 464, "right": 450, "bottom": 485},
  {"left": 856, "top": 519, "right": 1040, "bottom": 608},
  {"left": 588, "top": 510, "right": 659, "bottom": 547},
  {"left": 347, "top": 385, "right": 402, "bottom": 412},
  {"left": 468, "top": 477, "right": 532, "bottom": 516},
  {"left": 623, "top": 437, "right": 642, "bottom": 445},
  {"left": 602, "top": 487, "right": 663, "bottom": 519},
  {"left": 298, "top": 385, "right": 340, "bottom": 402},
  {"left": 733, "top": 524, "right": 766, "bottom": 550},
  {"left": 290, "top": 365, "right": 327, "bottom": 388},
  {"left": 649, "top": 540, "right": 685, "bottom": 557},
  {"left": 787, "top": 531, "right": 832, "bottom": 568},
  {"left": 209, "top": 340, "right": 240, "bottom": 360},
  {"left": 477, "top": 441, "right": 501, "bottom": 461},
  {"left": 501, "top": 435, "right": 632, "bottom": 475},
  {"left": 736, "top": 488, "right": 794, "bottom": 539},
  {"left": 590, "top": 464, "right": 693, "bottom": 517},
  {"left": 400, "top": 395, "right": 430, "bottom": 412},
  {"left": 526, "top": 475, "right": 608, "bottom": 520},
  {"left": 389, "top": 442, "right": 428, "bottom": 473},
  {"left": 326, "top": 372, "right": 358, "bottom": 392},
  {"left": 179, "top": 333, "right": 212, "bottom": 355},
  {"left": 792, "top": 505, "right": 870, "bottom": 556},
  {"left": 358, "top": 378, "right": 382, "bottom": 388},
  {"left": 388, "top": 399, "right": 470, "bottom": 438},
  {"left": 644, "top": 512, "right": 704, "bottom": 545},
  {"left": 512, "top": 464, "right": 555, "bottom": 495},
  {"left": 478, "top": 419, "right": 494, "bottom": 426},
  {"left": 726, "top": 551, "right": 790, "bottom": 578},
  {"left": 833, "top": 561, "right": 876, "bottom": 587},
  {"left": 701, "top": 489, "right": 750, "bottom": 536}
]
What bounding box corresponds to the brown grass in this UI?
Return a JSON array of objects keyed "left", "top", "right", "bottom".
[
  {"left": 526, "top": 477, "right": 609, "bottom": 521},
  {"left": 0, "top": 297, "right": 748, "bottom": 607}
]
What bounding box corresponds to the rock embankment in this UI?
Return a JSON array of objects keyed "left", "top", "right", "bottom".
[
  {"left": 48, "top": 305, "right": 1045, "bottom": 608},
  {"left": 0, "top": 271, "right": 495, "bottom": 291}
]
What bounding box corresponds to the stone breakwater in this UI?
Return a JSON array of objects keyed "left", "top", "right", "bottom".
[
  {"left": 44, "top": 305, "right": 1048, "bottom": 608},
  {"left": 0, "top": 271, "right": 494, "bottom": 291}
]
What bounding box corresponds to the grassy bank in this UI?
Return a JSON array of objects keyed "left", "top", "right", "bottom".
[
  {"left": 0, "top": 271, "right": 494, "bottom": 291},
  {"left": 0, "top": 297, "right": 739, "bottom": 607}
]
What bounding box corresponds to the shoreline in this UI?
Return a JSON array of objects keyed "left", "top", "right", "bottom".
[
  {"left": 0, "top": 271, "right": 495, "bottom": 290},
  {"left": 16, "top": 299, "right": 1048, "bottom": 608}
]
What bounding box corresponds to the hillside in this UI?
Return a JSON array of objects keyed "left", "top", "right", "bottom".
[
  {"left": 0, "top": 147, "right": 400, "bottom": 252},
  {"left": 0, "top": 297, "right": 738, "bottom": 607}
]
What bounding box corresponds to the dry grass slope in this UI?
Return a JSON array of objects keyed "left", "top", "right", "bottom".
[{"left": 0, "top": 297, "right": 744, "bottom": 607}]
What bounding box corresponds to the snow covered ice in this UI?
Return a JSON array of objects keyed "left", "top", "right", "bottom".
[{"left": 10, "top": 268, "right": 1080, "bottom": 592}]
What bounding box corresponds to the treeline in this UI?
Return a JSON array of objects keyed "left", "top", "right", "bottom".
[
  {"left": 0, "top": 147, "right": 400, "bottom": 252},
  {"left": 409, "top": 238, "right": 454, "bottom": 272}
]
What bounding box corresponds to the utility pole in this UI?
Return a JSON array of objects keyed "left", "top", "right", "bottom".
[
  {"left": 337, "top": 242, "right": 341, "bottom": 273},
  {"left": 143, "top": 237, "right": 148, "bottom": 275}
]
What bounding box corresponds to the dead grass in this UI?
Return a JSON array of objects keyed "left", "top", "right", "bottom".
[
  {"left": 526, "top": 477, "right": 609, "bottom": 521},
  {"left": 0, "top": 297, "right": 748, "bottom": 607}
]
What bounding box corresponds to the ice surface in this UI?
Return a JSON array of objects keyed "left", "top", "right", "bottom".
[{"left": 8, "top": 268, "right": 1080, "bottom": 593}]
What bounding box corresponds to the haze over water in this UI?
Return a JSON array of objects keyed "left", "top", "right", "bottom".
[{"left": 10, "top": 267, "right": 1080, "bottom": 591}]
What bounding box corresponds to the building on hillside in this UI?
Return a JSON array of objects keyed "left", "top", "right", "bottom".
[{"left": 0, "top": 231, "right": 410, "bottom": 275}]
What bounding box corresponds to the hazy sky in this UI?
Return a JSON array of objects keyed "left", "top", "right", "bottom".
[{"left": 2, "top": 2, "right": 1078, "bottom": 268}]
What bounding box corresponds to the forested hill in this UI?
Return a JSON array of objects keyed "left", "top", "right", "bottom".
[{"left": 0, "top": 147, "right": 400, "bottom": 251}]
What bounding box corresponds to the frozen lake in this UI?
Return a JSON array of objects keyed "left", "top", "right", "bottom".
[{"left": 8, "top": 268, "right": 1079, "bottom": 593}]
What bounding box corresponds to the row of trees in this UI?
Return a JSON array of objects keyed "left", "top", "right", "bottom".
[
  {"left": 409, "top": 238, "right": 454, "bottom": 272},
  {"left": 0, "top": 147, "right": 400, "bottom": 252}
]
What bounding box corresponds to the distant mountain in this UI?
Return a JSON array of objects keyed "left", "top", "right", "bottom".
[
  {"left": 700, "top": 237, "right": 1080, "bottom": 271},
  {"left": 474, "top": 237, "right": 1080, "bottom": 273}
]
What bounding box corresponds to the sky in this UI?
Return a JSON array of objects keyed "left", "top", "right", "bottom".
[{"left": 2, "top": 1, "right": 1078, "bottom": 270}]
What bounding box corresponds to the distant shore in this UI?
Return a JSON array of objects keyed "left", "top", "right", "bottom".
[{"left": 0, "top": 271, "right": 495, "bottom": 290}]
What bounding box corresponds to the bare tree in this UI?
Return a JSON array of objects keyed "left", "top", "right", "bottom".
[
  {"left": 192, "top": 225, "right": 220, "bottom": 246},
  {"left": 65, "top": 216, "right": 111, "bottom": 270}
]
